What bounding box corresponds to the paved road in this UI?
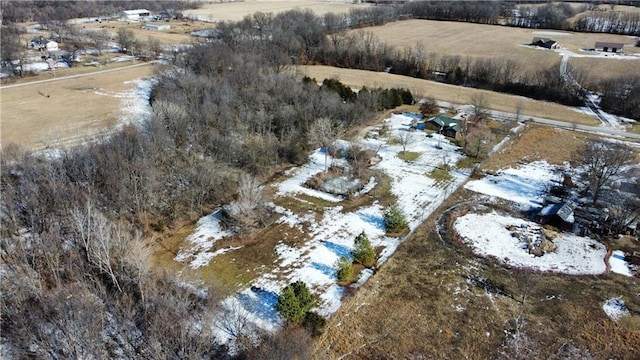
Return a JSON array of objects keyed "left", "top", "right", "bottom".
[{"left": 0, "top": 61, "right": 155, "bottom": 89}]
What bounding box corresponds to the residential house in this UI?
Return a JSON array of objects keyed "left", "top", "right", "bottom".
[
  {"left": 595, "top": 41, "right": 624, "bottom": 53},
  {"left": 425, "top": 114, "right": 462, "bottom": 138},
  {"left": 531, "top": 37, "right": 560, "bottom": 49}
]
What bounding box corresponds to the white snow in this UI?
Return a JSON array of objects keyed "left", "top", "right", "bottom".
[
  {"left": 204, "top": 114, "right": 470, "bottom": 346},
  {"left": 610, "top": 250, "right": 633, "bottom": 277},
  {"left": 532, "top": 31, "right": 572, "bottom": 36},
  {"left": 118, "top": 77, "right": 155, "bottom": 126},
  {"left": 175, "top": 210, "right": 235, "bottom": 268},
  {"left": 464, "top": 161, "right": 560, "bottom": 208},
  {"left": 454, "top": 211, "right": 607, "bottom": 275},
  {"left": 603, "top": 297, "right": 631, "bottom": 321}
]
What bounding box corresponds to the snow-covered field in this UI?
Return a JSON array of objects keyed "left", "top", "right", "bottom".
[
  {"left": 464, "top": 161, "right": 563, "bottom": 209},
  {"left": 175, "top": 114, "right": 470, "bottom": 346},
  {"left": 454, "top": 211, "right": 607, "bottom": 275}
]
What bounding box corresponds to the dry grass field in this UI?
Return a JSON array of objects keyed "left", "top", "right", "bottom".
[
  {"left": 311, "top": 125, "right": 640, "bottom": 360},
  {"left": 297, "top": 65, "right": 599, "bottom": 125},
  {"left": 359, "top": 19, "right": 639, "bottom": 57},
  {"left": 183, "top": 0, "right": 371, "bottom": 22},
  {"left": 1, "top": 62, "right": 155, "bottom": 150},
  {"left": 357, "top": 19, "right": 640, "bottom": 87},
  {"left": 79, "top": 19, "right": 212, "bottom": 45}
]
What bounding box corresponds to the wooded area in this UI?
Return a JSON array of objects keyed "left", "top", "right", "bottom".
[{"left": 1, "top": 1, "right": 639, "bottom": 358}]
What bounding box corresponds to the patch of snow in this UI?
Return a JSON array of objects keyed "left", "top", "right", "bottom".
[
  {"left": 175, "top": 210, "right": 235, "bottom": 268},
  {"left": 454, "top": 211, "right": 607, "bottom": 275},
  {"left": 118, "top": 77, "right": 155, "bottom": 127},
  {"left": 610, "top": 250, "right": 633, "bottom": 277},
  {"left": 464, "top": 161, "right": 560, "bottom": 208},
  {"left": 603, "top": 297, "right": 630, "bottom": 321},
  {"left": 532, "top": 31, "right": 572, "bottom": 36}
]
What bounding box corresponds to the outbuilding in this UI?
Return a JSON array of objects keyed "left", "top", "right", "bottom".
[
  {"left": 595, "top": 41, "right": 624, "bottom": 53},
  {"left": 144, "top": 23, "right": 170, "bottom": 31},
  {"left": 120, "top": 9, "right": 151, "bottom": 22}
]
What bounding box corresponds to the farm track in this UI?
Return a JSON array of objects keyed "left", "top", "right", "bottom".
[{"left": 0, "top": 61, "right": 156, "bottom": 89}]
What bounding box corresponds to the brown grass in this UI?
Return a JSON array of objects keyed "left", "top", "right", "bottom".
[
  {"left": 360, "top": 19, "right": 639, "bottom": 57},
  {"left": 182, "top": 0, "right": 372, "bottom": 22},
  {"left": 570, "top": 56, "right": 640, "bottom": 86},
  {"left": 480, "top": 124, "right": 591, "bottom": 172},
  {"left": 1, "top": 62, "right": 155, "bottom": 150},
  {"left": 296, "top": 65, "right": 599, "bottom": 125},
  {"left": 312, "top": 189, "right": 640, "bottom": 359},
  {"left": 79, "top": 19, "right": 211, "bottom": 45}
]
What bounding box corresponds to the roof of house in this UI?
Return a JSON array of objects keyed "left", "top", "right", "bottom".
[
  {"left": 595, "top": 41, "right": 624, "bottom": 49},
  {"left": 539, "top": 202, "right": 575, "bottom": 223},
  {"left": 122, "top": 9, "right": 150, "bottom": 15},
  {"left": 427, "top": 114, "right": 462, "bottom": 132}
]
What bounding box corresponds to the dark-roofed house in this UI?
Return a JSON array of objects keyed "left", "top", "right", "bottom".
[
  {"left": 595, "top": 41, "right": 624, "bottom": 53},
  {"left": 425, "top": 114, "right": 462, "bottom": 138},
  {"left": 531, "top": 37, "right": 560, "bottom": 49},
  {"left": 538, "top": 201, "right": 575, "bottom": 231}
]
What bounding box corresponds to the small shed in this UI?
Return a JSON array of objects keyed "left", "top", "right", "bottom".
[
  {"left": 531, "top": 37, "right": 560, "bottom": 49},
  {"left": 538, "top": 202, "right": 575, "bottom": 231},
  {"left": 45, "top": 41, "right": 59, "bottom": 52},
  {"left": 595, "top": 41, "right": 624, "bottom": 53},
  {"left": 144, "top": 23, "right": 170, "bottom": 31},
  {"left": 426, "top": 114, "right": 462, "bottom": 138}
]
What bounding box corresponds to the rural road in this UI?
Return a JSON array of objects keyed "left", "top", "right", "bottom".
[{"left": 0, "top": 61, "right": 156, "bottom": 89}]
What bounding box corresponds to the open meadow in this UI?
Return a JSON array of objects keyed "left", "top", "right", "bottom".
[
  {"left": 357, "top": 19, "right": 640, "bottom": 86},
  {"left": 0, "top": 62, "right": 155, "bottom": 150},
  {"left": 183, "top": 0, "right": 372, "bottom": 22},
  {"left": 297, "top": 65, "right": 599, "bottom": 125}
]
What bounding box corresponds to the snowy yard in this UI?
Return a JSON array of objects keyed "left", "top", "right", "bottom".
[
  {"left": 454, "top": 211, "right": 607, "bottom": 275},
  {"left": 175, "top": 114, "right": 470, "bottom": 346}
]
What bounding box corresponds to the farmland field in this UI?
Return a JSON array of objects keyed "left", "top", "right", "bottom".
[
  {"left": 183, "top": 0, "right": 372, "bottom": 22},
  {"left": 356, "top": 19, "right": 640, "bottom": 86},
  {"left": 0, "top": 62, "right": 155, "bottom": 150},
  {"left": 298, "top": 65, "right": 599, "bottom": 125}
]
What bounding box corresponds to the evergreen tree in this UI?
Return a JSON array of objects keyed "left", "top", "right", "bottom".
[
  {"left": 336, "top": 256, "right": 354, "bottom": 282},
  {"left": 277, "top": 281, "right": 315, "bottom": 323},
  {"left": 384, "top": 203, "right": 409, "bottom": 234},
  {"left": 351, "top": 231, "right": 376, "bottom": 267}
]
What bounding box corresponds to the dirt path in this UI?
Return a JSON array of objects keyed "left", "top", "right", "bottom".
[{"left": 0, "top": 61, "right": 156, "bottom": 89}]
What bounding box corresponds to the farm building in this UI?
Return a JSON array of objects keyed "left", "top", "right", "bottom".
[
  {"left": 595, "top": 41, "right": 624, "bottom": 53},
  {"left": 29, "top": 38, "right": 58, "bottom": 52},
  {"left": 531, "top": 37, "right": 560, "bottom": 49},
  {"left": 120, "top": 9, "right": 151, "bottom": 22},
  {"left": 537, "top": 202, "right": 575, "bottom": 232},
  {"left": 425, "top": 114, "right": 462, "bottom": 138},
  {"left": 144, "top": 23, "right": 170, "bottom": 31}
]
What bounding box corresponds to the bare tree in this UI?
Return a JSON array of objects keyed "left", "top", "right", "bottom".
[
  {"left": 515, "top": 100, "right": 525, "bottom": 122},
  {"left": 419, "top": 97, "right": 440, "bottom": 118},
  {"left": 85, "top": 29, "right": 110, "bottom": 55},
  {"left": 470, "top": 93, "right": 490, "bottom": 122},
  {"left": 308, "top": 117, "right": 342, "bottom": 170},
  {"left": 396, "top": 129, "right": 416, "bottom": 154},
  {"left": 464, "top": 123, "right": 496, "bottom": 159},
  {"left": 576, "top": 139, "right": 634, "bottom": 204}
]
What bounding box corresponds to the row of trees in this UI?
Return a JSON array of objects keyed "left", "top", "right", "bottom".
[{"left": 0, "top": 0, "right": 196, "bottom": 23}]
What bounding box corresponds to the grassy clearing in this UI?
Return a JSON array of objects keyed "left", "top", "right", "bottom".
[
  {"left": 358, "top": 19, "right": 639, "bottom": 59},
  {"left": 397, "top": 151, "right": 421, "bottom": 162},
  {"left": 480, "top": 124, "right": 591, "bottom": 172},
  {"left": 1, "top": 62, "right": 155, "bottom": 150},
  {"left": 428, "top": 167, "right": 454, "bottom": 187},
  {"left": 183, "top": 1, "right": 372, "bottom": 22},
  {"left": 297, "top": 66, "right": 599, "bottom": 126}
]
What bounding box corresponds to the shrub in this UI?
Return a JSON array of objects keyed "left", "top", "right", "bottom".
[
  {"left": 303, "top": 311, "right": 326, "bottom": 336},
  {"left": 384, "top": 203, "right": 409, "bottom": 234},
  {"left": 276, "top": 281, "right": 315, "bottom": 324},
  {"left": 336, "top": 256, "right": 354, "bottom": 282},
  {"left": 351, "top": 231, "right": 376, "bottom": 267}
]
